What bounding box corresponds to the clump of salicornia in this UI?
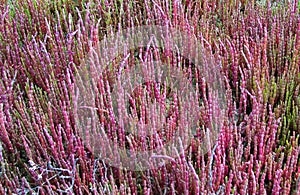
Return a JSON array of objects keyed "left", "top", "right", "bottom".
[{"left": 0, "top": 0, "right": 299, "bottom": 194}]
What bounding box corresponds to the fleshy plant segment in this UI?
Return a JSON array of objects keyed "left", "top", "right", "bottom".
[{"left": 0, "top": 0, "right": 299, "bottom": 194}]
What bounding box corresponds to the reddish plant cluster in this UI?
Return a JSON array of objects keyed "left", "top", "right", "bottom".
[{"left": 0, "top": 0, "right": 299, "bottom": 194}]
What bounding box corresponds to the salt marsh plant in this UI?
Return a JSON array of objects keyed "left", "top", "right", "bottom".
[{"left": 0, "top": 0, "right": 299, "bottom": 194}]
